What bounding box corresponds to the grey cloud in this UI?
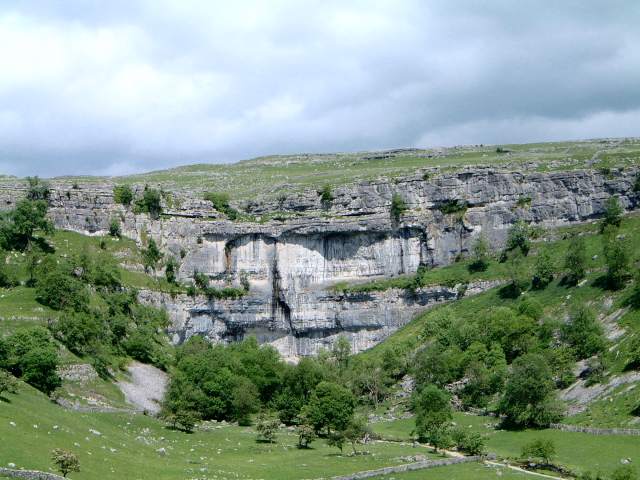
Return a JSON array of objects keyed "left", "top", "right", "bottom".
[{"left": 0, "top": 1, "right": 638, "bottom": 177}]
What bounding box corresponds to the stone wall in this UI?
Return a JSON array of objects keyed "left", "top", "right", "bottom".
[
  {"left": 0, "top": 468, "right": 65, "bottom": 480},
  {"left": 549, "top": 423, "right": 640, "bottom": 436}
]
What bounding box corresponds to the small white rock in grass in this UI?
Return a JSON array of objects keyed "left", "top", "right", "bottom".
[
  {"left": 7, "top": 463, "right": 16, "bottom": 468},
  {"left": 89, "top": 429, "right": 102, "bottom": 436},
  {"left": 9, "top": 421, "right": 16, "bottom": 427},
  {"left": 156, "top": 447, "right": 167, "bottom": 456},
  {"left": 74, "top": 442, "right": 81, "bottom": 447}
]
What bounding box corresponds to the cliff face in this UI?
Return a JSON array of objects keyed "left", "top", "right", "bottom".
[{"left": 1, "top": 167, "right": 636, "bottom": 358}]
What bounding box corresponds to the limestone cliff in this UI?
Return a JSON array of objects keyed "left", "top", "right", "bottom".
[{"left": 1, "top": 166, "right": 636, "bottom": 358}]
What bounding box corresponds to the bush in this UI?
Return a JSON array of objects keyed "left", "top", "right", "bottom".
[
  {"left": 564, "top": 235, "right": 587, "bottom": 285},
  {"left": 26, "top": 176, "right": 50, "bottom": 201},
  {"left": 204, "top": 192, "right": 238, "bottom": 220},
  {"left": 113, "top": 184, "right": 134, "bottom": 205},
  {"left": 603, "top": 232, "right": 631, "bottom": 290},
  {"left": 109, "top": 218, "right": 121, "bottom": 238},
  {"left": 52, "top": 311, "right": 105, "bottom": 356},
  {"left": 521, "top": 438, "right": 556, "bottom": 464},
  {"left": 165, "top": 256, "right": 179, "bottom": 284},
  {"left": 413, "top": 385, "right": 452, "bottom": 451},
  {"left": 390, "top": 193, "right": 407, "bottom": 221},
  {"left": 451, "top": 427, "right": 485, "bottom": 455},
  {"left": 304, "top": 381, "right": 355, "bottom": 434},
  {"left": 499, "top": 353, "right": 562, "bottom": 428},
  {"left": 4, "top": 327, "right": 61, "bottom": 394},
  {"left": 135, "top": 186, "right": 163, "bottom": 218},
  {"left": 319, "top": 184, "right": 333, "bottom": 204},
  {"left": 505, "top": 220, "right": 531, "bottom": 256},
  {"left": 532, "top": 249, "right": 554, "bottom": 289},
  {"left": 561, "top": 306, "right": 606, "bottom": 359},
  {"left": 601, "top": 196, "right": 623, "bottom": 231},
  {"left": 51, "top": 449, "right": 80, "bottom": 477},
  {"left": 0, "top": 370, "right": 18, "bottom": 397},
  {"left": 256, "top": 415, "right": 279, "bottom": 443},
  {"left": 0, "top": 199, "right": 53, "bottom": 251},
  {"left": 36, "top": 268, "right": 89, "bottom": 311},
  {"left": 469, "top": 234, "right": 490, "bottom": 272},
  {"left": 438, "top": 199, "right": 467, "bottom": 215},
  {"left": 142, "top": 238, "right": 163, "bottom": 273}
]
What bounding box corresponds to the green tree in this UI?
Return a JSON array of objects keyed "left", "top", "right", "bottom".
[
  {"left": 320, "top": 184, "right": 333, "bottom": 204},
  {"left": 135, "top": 186, "right": 163, "bottom": 219},
  {"left": 343, "top": 416, "right": 370, "bottom": 455},
  {"left": 469, "top": 234, "right": 490, "bottom": 272},
  {"left": 296, "top": 422, "right": 316, "bottom": 449},
  {"left": 256, "top": 414, "right": 279, "bottom": 443},
  {"left": 564, "top": 236, "right": 587, "bottom": 285},
  {"left": 143, "top": 238, "right": 163, "bottom": 273},
  {"left": 113, "top": 184, "right": 134, "bottom": 205},
  {"left": 165, "top": 256, "right": 179, "bottom": 284},
  {"left": 332, "top": 335, "right": 352, "bottom": 369},
  {"left": 521, "top": 438, "right": 556, "bottom": 465},
  {"left": 532, "top": 249, "right": 554, "bottom": 289},
  {"left": 561, "top": 306, "right": 606, "bottom": 359},
  {"left": 603, "top": 232, "right": 631, "bottom": 290},
  {"left": 304, "top": 381, "right": 355, "bottom": 435},
  {"left": 505, "top": 220, "right": 531, "bottom": 256},
  {"left": 499, "top": 353, "right": 562, "bottom": 428},
  {"left": 109, "top": 218, "right": 121, "bottom": 238},
  {"left": 231, "top": 377, "right": 260, "bottom": 426},
  {"left": 0, "top": 369, "right": 18, "bottom": 397},
  {"left": 601, "top": 196, "right": 623, "bottom": 231},
  {"left": 0, "top": 200, "right": 53, "bottom": 251},
  {"left": 451, "top": 427, "right": 486, "bottom": 455},
  {"left": 327, "top": 430, "right": 345, "bottom": 453},
  {"left": 51, "top": 449, "right": 80, "bottom": 478},
  {"left": 413, "top": 385, "right": 453, "bottom": 452},
  {"left": 26, "top": 176, "right": 50, "bottom": 201},
  {"left": 390, "top": 193, "right": 407, "bottom": 221},
  {"left": 35, "top": 267, "right": 89, "bottom": 311},
  {"left": 51, "top": 311, "right": 105, "bottom": 356}
]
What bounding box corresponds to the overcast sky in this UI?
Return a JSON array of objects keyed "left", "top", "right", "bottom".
[{"left": 0, "top": 1, "right": 638, "bottom": 177}]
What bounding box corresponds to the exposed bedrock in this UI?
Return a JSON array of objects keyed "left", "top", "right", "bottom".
[{"left": 1, "top": 167, "right": 637, "bottom": 358}]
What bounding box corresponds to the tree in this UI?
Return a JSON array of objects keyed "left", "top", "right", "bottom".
[
  {"left": 501, "top": 252, "right": 528, "bottom": 298},
  {"left": 413, "top": 385, "right": 453, "bottom": 452},
  {"left": 255, "top": 415, "right": 279, "bottom": 443},
  {"left": 51, "top": 449, "right": 80, "bottom": 477},
  {"left": 505, "top": 220, "right": 531, "bottom": 256},
  {"left": 231, "top": 377, "right": 260, "bottom": 426},
  {"left": 109, "top": 218, "right": 121, "bottom": 238},
  {"left": 35, "top": 268, "right": 89, "bottom": 311},
  {"left": 0, "top": 369, "right": 18, "bottom": 397},
  {"left": 173, "top": 409, "right": 201, "bottom": 433},
  {"left": 603, "top": 232, "right": 631, "bottom": 290},
  {"left": 564, "top": 236, "right": 587, "bottom": 285},
  {"left": 113, "top": 184, "right": 134, "bottom": 205},
  {"left": 561, "top": 306, "right": 606, "bottom": 359},
  {"left": 469, "top": 234, "right": 490, "bottom": 272},
  {"left": 204, "top": 192, "right": 238, "bottom": 220},
  {"left": 601, "top": 196, "right": 623, "bottom": 231},
  {"left": 390, "top": 193, "right": 407, "bottom": 221},
  {"left": 165, "top": 256, "right": 179, "bottom": 284},
  {"left": 0, "top": 200, "right": 53, "bottom": 251},
  {"left": 320, "top": 184, "right": 333, "bottom": 205},
  {"left": 343, "top": 416, "right": 370, "bottom": 455},
  {"left": 327, "top": 430, "right": 346, "bottom": 453},
  {"left": 521, "top": 438, "right": 556, "bottom": 465},
  {"left": 304, "top": 381, "right": 355, "bottom": 435},
  {"left": 143, "top": 238, "right": 163, "bottom": 273},
  {"left": 296, "top": 421, "right": 316, "bottom": 449},
  {"left": 332, "top": 335, "right": 351, "bottom": 369},
  {"left": 26, "top": 176, "right": 50, "bottom": 201},
  {"left": 532, "top": 249, "right": 554, "bottom": 289},
  {"left": 499, "top": 353, "right": 562, "bottom": 428},
  {"left": 451, "top": 427, "right": 486, "bottom": 455}
]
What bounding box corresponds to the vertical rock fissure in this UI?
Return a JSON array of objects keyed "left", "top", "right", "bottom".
[{"left": 271, "top": 246, "right": 295, "bottom": 336}]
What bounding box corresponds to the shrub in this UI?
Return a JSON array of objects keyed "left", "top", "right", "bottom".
[
  {"left": 505, "top": 220, "right": 531, "bottom": 256},
  {"left": 561, "top": 306, "right": 606, "bottom": 359},
  {"left": 36, "top": 268, "right": 89, "bottom": 311},
  {"left": 142, "top": 238, "right": 163, "bottom": 273},
  {"left": 390, "top": 193, "right": 407, "bottom": 221},
  {"left": 113, "top": 184, "right": 134, "bottom": 205},
  {"left": 601, "top": 196, "right": 623, "bottom": 231},
  {"left": 521, "top": 438, "right": 556, "bottom": 465},
  {"left": 516, "top": 195, "right": 532, "bottom": 208},
  {"left": 135, "top": 186, "right": 163, "bottom": 218},
  {"left": 319, "top": 184, "right": 333, "bottom": 204},
  {"left": 109, "top": 218, "right": 121, "bottom": 238},
  {"left": 296, "top": 422, "right": 316, "bottom": 449},
  {"left": 603, "top": 232, "right": 631, "bottom": 290},
  {"left": 469, "top": 234, "right": 490, "bottom": 272},
  {"left": 0, "top": 370, "right": 18, "bottom": 397},
  {"left": 204, "top": 192, "right": 238, "bottom": 220},
  {"left": 165, "top": 256, "right": 179, "bottom": 284},
  {"left": 51, "top": 449, "right": 80, "bottom": 477},
  {"left": 26, "top": 176, "right": 50, "bottom": 201},
  {"left": 0, "top": 199, "right": 53, "bottom": 251},
  {"left": 564, "top": 235, "right": 587, "bottom": 285},
  {"left": 438, "top": 199, "right": 467, "bottom": 215},
  {"left": 256, "top": 415, "right": 279, "bottom": 443},
  {"left": 532, "top": 249, "right": 554, "bottom": 289},
  {"left": 413, "top": 385, "right": 452, "bottom": 451},
  {"left": 451, "top": 427, "right": 485, "bottom": 455}
]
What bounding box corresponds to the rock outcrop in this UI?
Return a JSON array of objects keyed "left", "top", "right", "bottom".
[{"left": 1, "top": 167, "right": 637, "bottom": 358}]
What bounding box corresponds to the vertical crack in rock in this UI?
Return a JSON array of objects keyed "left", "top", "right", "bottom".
[{"left": 271, "top": 247, "right": 294, "bottom": 337}]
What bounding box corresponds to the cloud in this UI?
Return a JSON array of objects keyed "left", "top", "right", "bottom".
[{"left": 0, "top": 0, "right": 638, "bottom": 177}]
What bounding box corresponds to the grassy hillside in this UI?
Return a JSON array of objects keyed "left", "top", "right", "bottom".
[{"left": 42, "top": 138, "right": 640, "bottom": 201}]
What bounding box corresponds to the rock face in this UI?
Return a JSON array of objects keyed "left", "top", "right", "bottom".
[{"left": 1, "top": 167, "right": 637, "bottom": 358}]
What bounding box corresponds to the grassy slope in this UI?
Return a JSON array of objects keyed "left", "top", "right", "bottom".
[
  {"left": 46, "top": 138, "right": 640, "bottom": 201},
  {"left": 0, "top": 382, "right": 442, "bottom": 480}
]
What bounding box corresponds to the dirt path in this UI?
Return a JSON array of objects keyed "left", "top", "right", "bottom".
[
  {"left": 116, "top": 361, "right": 168, "bottom": 414},
  {"left": 485, "top": 461, "right": 566, "bottom": 480}
]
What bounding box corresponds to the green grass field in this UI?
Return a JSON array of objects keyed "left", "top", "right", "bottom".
[
  {"left": 22, "top": 138, "right": 640, "bottom": 202},
  {"left": 0, "top": 383, "right": 443, "bottom": 480}
]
